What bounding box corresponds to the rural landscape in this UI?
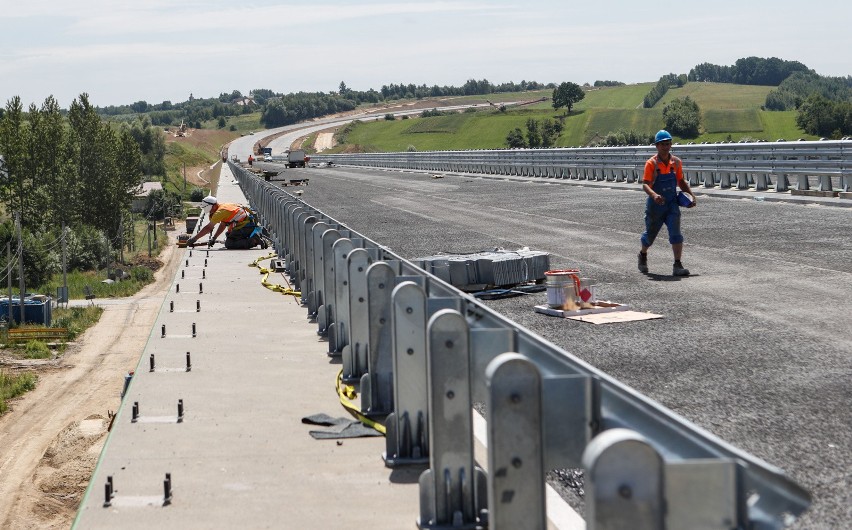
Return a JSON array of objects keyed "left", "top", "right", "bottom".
[{"left": 0, "top": 53, "right": 850, "bottom": 529}]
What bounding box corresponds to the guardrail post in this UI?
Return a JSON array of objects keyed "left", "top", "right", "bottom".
[
  {"left": 818, "top": 174, "right": 833, "bottom": 192},
  {"left": 754, "top": 173, "right": 769, "bottom": 191},
  {"left": 485, "top": 353, "right": 546, "bottom": 530},
  {"left": 702, "top": 170, "right": 715, "bottom": 188},
  {"left": 309, "top": 221, "right": 331, "bottom": 321},
  {"left": 357, "top": 261, "right": 398, "bottom": 415},
  {"left": 385, "top": 281, "right": 430, "bottom": 467},
  {"left": 328, "top": 238, "right": 354, "bottom": 355},
  {"left": 582, "top": 428, "right": 664, "bottom": 530},
  {"left": 775, "top": 173, "right": 790, "bottom": 192},
  {"left": 342, "top": 249, "right": 372, "bottom": 382},
  {"left": 736, "top": 172, "right": 750, "bottom": 190},
  {"left": 296, "top": 211, "right": 316, "bottom": 302},
  {"left": 797, "top": 174, "right": 810, "bottom": 191},
  {"left": 317, "top": 227, "right": 341, "bottom": 337},
  {"left": 417, "top": 309, "right": 487, "bottom": 530}
]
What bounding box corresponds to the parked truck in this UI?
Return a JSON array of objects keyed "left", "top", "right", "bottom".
[{"left": 286, "top": 149, "right": 307, "bottom": 168}]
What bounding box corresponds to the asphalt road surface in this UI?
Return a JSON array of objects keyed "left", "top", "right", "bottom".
[{"left": 270, "top": 165, "right": 851, "bottom": 529}]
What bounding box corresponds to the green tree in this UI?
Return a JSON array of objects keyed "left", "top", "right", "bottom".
[
  {"left": 506, "top": 128, "right": 526, "bottom": 148},
  {"left": 795, "top": 94, "right": 851, "bottom": 137},
  {"left": 0, "top": 97, "right": 31, "bottom": 227},
  {"left": 552, "top": 82, "right": 585, "bottom": 113},
  {"left": 541, "top": 119, "right": 563, "bottom": 147},
  {"left": 663, "top": 97, "right": 701, "bottom": 138},
  {"left": 525, "top": 119, "right": 542, "bottom": 148}
]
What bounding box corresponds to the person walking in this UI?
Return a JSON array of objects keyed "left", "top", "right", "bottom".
[{"left": 637, "top": 130, "right": 696, "bottom": 276}]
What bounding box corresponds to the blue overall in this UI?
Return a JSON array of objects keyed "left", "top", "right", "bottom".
[{"left": 641, "top": 162, "right": 683, "bottom": 247}]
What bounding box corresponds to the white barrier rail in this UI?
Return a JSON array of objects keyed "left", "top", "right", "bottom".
[{"left": 310, "top": 140, "right": 852, "bottom": 194}]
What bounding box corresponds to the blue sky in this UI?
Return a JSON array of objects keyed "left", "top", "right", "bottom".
[{"left": 1, "top": 0, "right": 850, "bottom": 108}]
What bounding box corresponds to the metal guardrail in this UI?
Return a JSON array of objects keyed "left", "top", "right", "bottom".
[
  {"left": 309, "top": 140, "right": 852, "bottom": 194},
  {"left": 230, "top": 161, "right": 810, "bottom": 529}
]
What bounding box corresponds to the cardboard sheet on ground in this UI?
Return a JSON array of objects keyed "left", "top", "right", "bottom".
[{"left": 567, "top": 310, "right": 663, "bottom": 324}]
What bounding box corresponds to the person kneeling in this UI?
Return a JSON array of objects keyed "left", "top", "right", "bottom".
[{"left": 186, "top": 195, "right": 267, "bottom": 250}]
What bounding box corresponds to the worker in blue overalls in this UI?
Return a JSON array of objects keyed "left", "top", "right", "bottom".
[{"left": 638, "top": 130, "right": 696, "bottom": 276}]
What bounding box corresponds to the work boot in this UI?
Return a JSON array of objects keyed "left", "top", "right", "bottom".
[
  {"left": 673, "top": 260, "right": 690, "bottom": 277},
  {"left": 637, "top": 252, "right": 648, "bottom": 273}
]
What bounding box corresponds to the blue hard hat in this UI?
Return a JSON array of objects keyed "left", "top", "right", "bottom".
[{"left": 654, "top": 130, "right": 673, "bottom": 144}]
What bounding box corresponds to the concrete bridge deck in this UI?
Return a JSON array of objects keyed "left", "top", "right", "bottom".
[{"left": 73, "top": 170, "right": 428, "bottom": 529}]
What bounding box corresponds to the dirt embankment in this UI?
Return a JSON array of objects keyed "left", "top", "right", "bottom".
[{"left": 0, "top": 231, "right": 183, "bottom": 529}]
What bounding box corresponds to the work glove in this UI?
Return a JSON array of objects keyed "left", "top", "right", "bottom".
[{"left": 208, "top": 238, "right": 217, "bottom": 248}]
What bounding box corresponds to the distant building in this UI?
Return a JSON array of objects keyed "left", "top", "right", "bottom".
[{"left": 131, "top": 181, "right": 163, "bottom": 213}]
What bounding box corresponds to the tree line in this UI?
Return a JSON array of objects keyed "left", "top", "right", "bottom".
[
  {"left": 688, "top": 57, "right": 811, "bottom": 86},
  {"left": 0, "top": 94, "right": 163, "bottom": 287}
]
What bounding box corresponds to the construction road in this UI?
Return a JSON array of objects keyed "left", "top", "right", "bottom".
[{"left": 263, "top": 163, "right": 851, "bottom": 529}]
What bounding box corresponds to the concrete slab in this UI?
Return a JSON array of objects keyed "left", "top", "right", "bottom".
[{"left": 74, "top": 167, "right": 421, "bottom": 529}]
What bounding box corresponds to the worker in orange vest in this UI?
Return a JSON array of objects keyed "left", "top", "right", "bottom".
[{"left": 186, "top": 196, "right": 267, "bottom": 249}]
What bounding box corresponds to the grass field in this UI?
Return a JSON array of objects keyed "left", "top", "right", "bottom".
[
  {"left": 703, "top": 109, "right": 763, "bottom": 133},
  {"left": 334, "top": 82, "right": 814, "bottom": 151},
  {"left": 655, "top": 82, "right": 773, "bottom": 109}
]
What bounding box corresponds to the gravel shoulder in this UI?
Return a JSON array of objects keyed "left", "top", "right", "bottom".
[{"left": 0, "top": 231, "right": 182, "bottom": 529}]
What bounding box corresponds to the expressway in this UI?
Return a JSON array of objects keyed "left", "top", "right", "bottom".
[{"left": 256, "top": 162, "right": 851, "bottom": 529}]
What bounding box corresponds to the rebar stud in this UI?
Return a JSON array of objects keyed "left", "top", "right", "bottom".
[
  {"left": 176, "top": 283, "right": 180, "bottom": 293},
  {"left": 185, "top": 351, "right": 192, "bottom": 372},
  {"left": 199, "top": 283, "right": 203, "bottom": 294},
  {"left": 132, "top": 402, "right": 139, "bottom": 423},
  {"left": 202, "top": 269, "right": 206, "bottom": 279},
  {"left": 181, "top": 270, "right": 185, "bottom": 279},
  {"left": 103, "top": 482, "right": 112, "bottom": 507},
  {"left": 185, "top": 259, "right": 189, "bottom": 267},
  {"left": 149, "top": 353, "right": 155, "bottom": 372},
  {"left": 169, "top": 301, "right": 174, "bottom": 312},
  {"left": 196, "top": 300, "right": 200, "bottom": 312},
  {"left": 163, "top": 473, "right": 172, "bottom": 506},
  {"left": 161, "top": 324, "right": 166, "bottom": 338},
  {"left": 177, "top": 399, "right": 184, "bottom": 423},
  {"left": 192, "top": 323, "right": 196, "bottom": 338},
  {"left": 204, "top": 258, "right": 208, "bottom": 267}
]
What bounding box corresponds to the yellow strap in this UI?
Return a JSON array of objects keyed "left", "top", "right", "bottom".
[
  {"left": 336, "top": 369, "right": 387, "bottom": 435},
  {"left": 249, "top": 253, "right": 301, "bottom": 297}
]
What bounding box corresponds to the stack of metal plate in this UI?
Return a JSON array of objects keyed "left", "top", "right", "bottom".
[{"left": 415, "top": 248, "right": 550, "bottom": 290}]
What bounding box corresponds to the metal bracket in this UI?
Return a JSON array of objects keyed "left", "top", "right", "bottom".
[
  {"left": 342, "top": 249, "right": 372, "bottom": 382},
  {"left": 582, "top": 429, "right": 664, "bottom": 530},
  {"left": 384, "top": 281, "right": 429, "bottom": 467},
  {"left": 485, "top": 353, "right": 546, "bottom": 530},
  {"left": 417, "top": 309, "right": 487, "bottom": 530},
  {"left": 328, "top": 238, "right": 355, "bottom": 355}
]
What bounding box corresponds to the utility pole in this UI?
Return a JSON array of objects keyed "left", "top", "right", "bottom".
[
  {"left": 61, "top": 222, "right": 68, "bottom": 306},
  {"left": 7, "top": 241, "right": 12, "bottom": 326},
  {"left": 16, "top": 213, "right": 24, "bottom": 324},
  {"left": 119, "top": 215, "right": 124, "bottom": 264}
]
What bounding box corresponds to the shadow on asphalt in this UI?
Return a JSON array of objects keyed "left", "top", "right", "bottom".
[
  {"left": 643, "top": 272, "right": 699, "bottom": 281},
  {"left": 388, "top": 467, "right": 425, "bottom": 485}
]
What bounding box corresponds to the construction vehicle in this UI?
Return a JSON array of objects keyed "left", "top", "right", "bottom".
[{"left": 287, "top": 150, "right": 307, "bottom": 168}]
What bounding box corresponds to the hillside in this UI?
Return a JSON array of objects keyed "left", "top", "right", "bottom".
[{"left": 326, "top": 83, "right": 815, "bottom": 152}]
